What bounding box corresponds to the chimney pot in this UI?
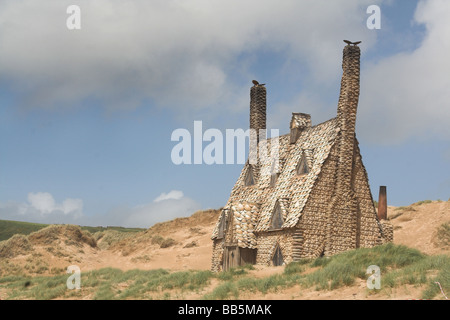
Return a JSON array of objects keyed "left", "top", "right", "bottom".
[
  {"left": 290, "top": 113, "right": 311, "bottom": 144},
  {"left": 378, "top": 186, "right": 387, "bottom": 220}
]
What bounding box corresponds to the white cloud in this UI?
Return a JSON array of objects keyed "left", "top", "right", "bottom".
[
  {"left": 358, "top": 0, "right": 450, "bottom": 143},
  {"left": 122, "top": 195, "right": 202, "bottom": 228},
  {"left": 97, "top": 191, "right": 202, "bottom": 228},
  {"left": 0, "top": 192, "right": 84, "bottom": 224},
  {"left": 0, "top": 190, "right": 201, "bottom": 228},
  {"left": 265, "top": 0, "right": 450, "bottom": 144},
  {"left": 61, "top": 198, "right": 84, "bottom": 215},
  {"left": 3, "top": 1, "right": 445, "bottom": 144},
  {"left": 153, "top": 190, "right": 184, "bottom": 203},
  {"left": 27, "top": 192, "right": 56, "bottom": 214},
  {"left": 0, "top": 0, "right": 379, "bottom": 114},
  {"left": 27, "top": 192, "right": 84, "bottom": 217}
]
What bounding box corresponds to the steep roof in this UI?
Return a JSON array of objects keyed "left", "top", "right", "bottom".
[{"left": 212, "top": 117, "right": 340, "bottom": 242}]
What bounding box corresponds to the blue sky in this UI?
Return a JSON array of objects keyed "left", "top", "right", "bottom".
[{"left": 0, "top": 0, "right": 449, "bottom": 227}]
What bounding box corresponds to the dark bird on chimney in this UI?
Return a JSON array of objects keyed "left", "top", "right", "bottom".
[
  {"left": 344, "top": 40, "right": 362, "bottom": 46},
  {"left": 252, "top": 80, "right": 266, "bottom": 86}
]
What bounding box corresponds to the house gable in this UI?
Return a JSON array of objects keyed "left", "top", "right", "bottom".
[
  {"left": 212, "top": 202, "right": 260, "bottom": 249},
  {"left": 216, "top": 210, "right": 230, "bottom": 239},
  {"left": 256, "top": 118, "right": 340, "bottom": 232}
]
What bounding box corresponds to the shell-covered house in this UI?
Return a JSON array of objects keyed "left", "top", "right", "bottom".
[{"left": 211, "top": 42, "right": 393, "bottom": 272}]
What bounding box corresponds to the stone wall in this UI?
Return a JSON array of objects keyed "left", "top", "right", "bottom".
[
  {"left": 353, "top": 143, "right": 384, "bottom": 248},
  {"left": 211, "top": 239, "right": 224, "bottom": 272},
  {"left": 296, "top": 142, "right": 339, "bottom": 258},
  {"left": 293, "top": 127, "right": 388, "bottom": 259},
  {"left": 255, "top": 230, "right": 294, "bottom": 266},
  {"left": 380, "top": 220, "right": 394, "bottom": 243}
]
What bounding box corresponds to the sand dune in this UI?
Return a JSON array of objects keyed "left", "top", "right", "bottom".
[{"left": 0, "top": 201, "right": 448, "bottom": 300}]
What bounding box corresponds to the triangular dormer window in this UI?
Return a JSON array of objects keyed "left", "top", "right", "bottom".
[
  {"left": 270, "top": 173, "right": 279, "bottom": 187},
  {"left": 270, "top": 201, "right": 283, "bottom": 230},
  {"left": 296, "top": 152, "right": 309, "bottom": 175},
  {"left": 270, "top": 159, "right": 279, "bottom": 187},
  {"left": 244, "top": 165, "right": 255, "bottom": 186}
]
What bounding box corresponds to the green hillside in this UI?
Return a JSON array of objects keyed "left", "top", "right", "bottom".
[
  {"left": 80, "top": 225, "right": 145, "bottom": 234},
  {"left": 0, "top": 220, "right": 49, "bottom": 241},
  {"left": 0, "top": 219, "right": 145, "bottom": 241}
]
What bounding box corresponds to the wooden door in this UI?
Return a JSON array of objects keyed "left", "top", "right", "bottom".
[
  {"left": 223, "top": 246, "right": 239, "bottom": 271},
  {"left": 272, "top": 245, "right": 284, "bottom": 266}
]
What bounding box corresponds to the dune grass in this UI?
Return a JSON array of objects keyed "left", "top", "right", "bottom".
[
  {"left": 0, "top": 234, "right": 33, "bottom": 258},
  {"left": 414, "top": 200, "right": 433, "bottom": 206},
  {"left": 93, "top": 230, "right": 138, "bottom": 250},
  {"left": 434, "top": 222, "right": 450, "bottom": 249},
  {"left": 0, "top": 267, "right": 214, "bottom": 300},
  {"left": 300, "top": 244, "right": 426, "bottom": 290},
  {"left": 149, "top": 235, "right": 177, "bottom": 248},
  {"left": 204, "top": 244, "right": 449, "bottom": 300},
  {"left": 0, "top": 244, "right": 448, "bottom": 300}
]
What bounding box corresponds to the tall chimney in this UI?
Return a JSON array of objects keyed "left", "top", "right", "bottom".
[
  {"left": 336, "top": 41, "right": 361, "bottom": 191},
  {"left": 378, "top": 186, "right": 387, "bottom": 220},
  {"left": 250, "top": 81, "right": 267, "bottom": 142}
]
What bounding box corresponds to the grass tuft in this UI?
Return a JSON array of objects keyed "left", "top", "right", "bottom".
[
  {"left": 434, "top": 222, "right": 450, "bottom": 249},
  {"left": 0, "top": 234, "right": 33, "bottom": 258},
  {"left": 203, "top": 282, "right": 239, "bottom": 300}
]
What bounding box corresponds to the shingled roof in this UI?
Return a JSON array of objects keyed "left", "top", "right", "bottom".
[{"left": 211, "top": 116, "right": 340, "bottom": 244}]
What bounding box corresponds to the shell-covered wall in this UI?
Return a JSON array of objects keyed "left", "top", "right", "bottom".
[
  {"left": 211, "top": 239, "right": 224, "bottom": 272},
  {"left": 295, "top": 142, "right": 340, "bottom": 258},
  {"left": 255, "top": 230, "right": 294, "bottom": 266}
]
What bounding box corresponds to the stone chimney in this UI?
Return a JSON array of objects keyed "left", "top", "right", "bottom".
[
  {"left": 250, "top": 81, "right": 267, "bottom": 143},
  {"left": 336, "top": 41, "right": 361, "bottom": 191},
  {"left": 290, "top": 113, "right": 311, "bottom": 144}
]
